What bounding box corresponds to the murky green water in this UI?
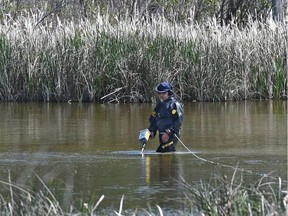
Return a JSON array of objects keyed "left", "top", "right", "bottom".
[{"left": 0, "top": 101, "right": 287, "bottom": 214}]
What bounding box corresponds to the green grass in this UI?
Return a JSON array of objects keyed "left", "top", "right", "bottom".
[
  {"left": 181, "top": 172, "right": 288, "bottom": 215},
  {"left": 0, "top": 171, "right": 287, "bottom": 215},
  {"left": 0, "top": 12, "right": 287, "bottom": 102}
]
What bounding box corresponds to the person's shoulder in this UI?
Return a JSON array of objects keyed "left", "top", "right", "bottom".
[
  {"left": 169, "top": 97, "right": 182, "bottom": 109},
  {"left": 171, "top": 97, "right": 182, "bottom": 105},
  {"left": 175, "top": 101, "right": 183, "bottom": 110},
  {"left": 175, "top": 98, "right": 184, "bottom": 109}
]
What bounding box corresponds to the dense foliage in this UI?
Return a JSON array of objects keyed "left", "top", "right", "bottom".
[
  {"left": 0, "top": 1, "right": 287, "bottom": 102},
  {"left": 0, "top": 0, "right": 277, "bottom": 24}
]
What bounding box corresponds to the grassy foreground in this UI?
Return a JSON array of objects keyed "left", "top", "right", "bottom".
[
  {"left": 0, "top": 11, "right": 287, "bottom": 102},
  {"left": 0, "top": 171, "right": 287, "bottom": 215}
]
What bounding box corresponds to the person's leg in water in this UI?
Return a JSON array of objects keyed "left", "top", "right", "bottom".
[{"left": 156, "top": 132, "right": 178, "bottom": 153}]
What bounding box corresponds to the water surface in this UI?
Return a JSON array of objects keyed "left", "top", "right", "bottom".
[{"left": 0, "top": 101, "right": 287, "bottom": 214}]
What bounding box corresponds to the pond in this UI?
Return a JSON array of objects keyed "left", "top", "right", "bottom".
[{"left": 0, "top": 101, "right": 287, "bottom": 214}]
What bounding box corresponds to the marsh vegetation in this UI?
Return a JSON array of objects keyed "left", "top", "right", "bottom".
[
  {"left": 0, "top": 1, "right": 287, "bottom": 102},
  {"left": 0, "top": 171, "right": 287, "bottom": 215}
]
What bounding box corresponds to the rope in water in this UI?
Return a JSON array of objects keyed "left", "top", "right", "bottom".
[{"left": 174, "top": 134, "right": 287, "bottom": 183}]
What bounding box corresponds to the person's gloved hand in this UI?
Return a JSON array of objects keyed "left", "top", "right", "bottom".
[
  {"left": 161, "top": 132, "right": 170, "bottom": 143},
  {"left": 149, "top": 130, "right": 155, "bottom": 139}
]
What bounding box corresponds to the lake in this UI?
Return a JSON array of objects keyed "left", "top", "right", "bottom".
[{"left": 0, "top": 101, "right": 287, "bottom": 214}]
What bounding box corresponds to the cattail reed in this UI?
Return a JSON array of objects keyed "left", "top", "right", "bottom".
[{"left": 0, "top": 11, "right": 287, "bottom": 102}]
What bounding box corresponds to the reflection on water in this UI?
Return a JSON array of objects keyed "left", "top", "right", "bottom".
[
  {"left": 0, "top": 101, "right": 286, "bottom": 213},
  {"left": 143, "top": 154, "right": 181, "bottom": 186}
]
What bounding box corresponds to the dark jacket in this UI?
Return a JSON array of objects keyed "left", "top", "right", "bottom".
[{"left": 148, "top": 96, "right": 183, "bottom": 135}]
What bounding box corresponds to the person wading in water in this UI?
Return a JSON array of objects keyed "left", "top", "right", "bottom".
[{"left": 148, "top": 82, "right": 184, "bottom": 153}]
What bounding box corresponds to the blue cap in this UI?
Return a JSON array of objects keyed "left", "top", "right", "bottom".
[{"left": 155, "top": 82, "right": 173, "bottom": 93}]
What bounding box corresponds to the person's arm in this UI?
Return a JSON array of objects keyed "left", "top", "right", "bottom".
[
  {"left": 166, "top": 101, "right": 183, "bottom": 135},
  {"left": 148, "top": 105, "right": 159, "bottom": 137}
]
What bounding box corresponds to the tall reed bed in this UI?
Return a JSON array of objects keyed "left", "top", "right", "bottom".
[{"left": 0, "top": 12, "right": 287, "bottom": 102}]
